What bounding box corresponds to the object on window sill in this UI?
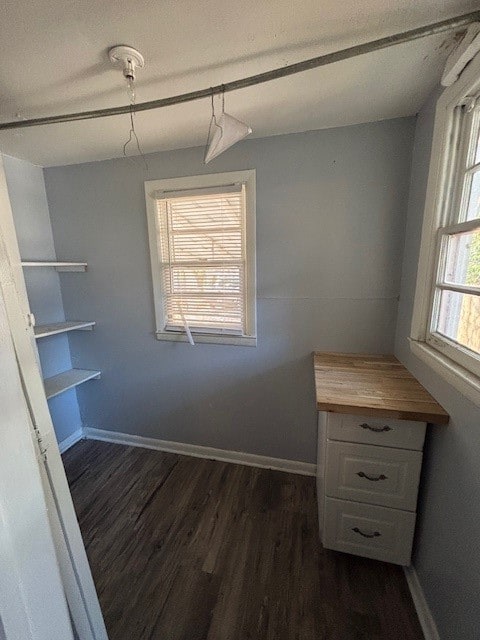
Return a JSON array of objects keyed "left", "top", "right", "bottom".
[{"left": 181, "top": 313, "right": 195, "bottom": 346}]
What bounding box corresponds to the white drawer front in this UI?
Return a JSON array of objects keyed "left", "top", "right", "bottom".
[
  {"left": 325, "top": 441, "right": 422, "bottom": 510},
  {"left": 323, "top": 497, "right": 415, "bottom": 565},
  {"left": 327, "top": 413, "right": 426, "bottom": 450}
]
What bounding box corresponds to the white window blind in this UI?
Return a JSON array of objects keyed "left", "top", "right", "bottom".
[{"left": 155, "top": 184, "right": 247, "bottom": 335}]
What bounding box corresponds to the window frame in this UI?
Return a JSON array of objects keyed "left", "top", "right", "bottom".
[
  {"left": 144, "top": 170, "right": 257, "bottom": 347},
  {"left": 411, "top": 52, "right": 480, "bottom": 403}
]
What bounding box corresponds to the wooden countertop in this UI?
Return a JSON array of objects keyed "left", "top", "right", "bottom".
[{"left": 314, "top": 352, "right": 449, "bottom": 424}]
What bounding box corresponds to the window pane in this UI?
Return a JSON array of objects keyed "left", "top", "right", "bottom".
[
  {"left": 436, "top": 289, "right": 480, "bottom": 355},
  {"left": 170, "top": 231, "right": 243, "bottom": 262},
  {"left": 466, "top": 171, "right": 480, "bottom": 221},
  {"left": 169, "top": 196, "right": 242, "bottom": 231},
  {"left": 166, "top": 295, "right": 243, "bottom": 331},
  {"left": 444, "top": 228, "right": 480, "bottom": 287},
  {"left": 156, "top": 186, "right": 247, "bottom": 334},
  {"left": 166, "top": 265, "right": 243, "bottom": 294}
]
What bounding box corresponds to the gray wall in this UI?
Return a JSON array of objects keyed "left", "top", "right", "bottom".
[
  {"left": 395, "top": 92, "right": 480, "bottom": 639},
  {"left": 44, "top": 119, "right": 414, "bottom": 463},
  {"left": 3, "top": 154, "right": 82, "bottom": 443}
]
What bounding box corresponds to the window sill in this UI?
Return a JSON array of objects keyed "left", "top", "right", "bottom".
[
  {"left": 409, "top": 338, "right": 480, "bottom": 407},
  {"left": 156, "top": 331, "right": 257, "bottom": 347}
]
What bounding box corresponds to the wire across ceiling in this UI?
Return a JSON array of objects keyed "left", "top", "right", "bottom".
[{"left": 0, "top": 10, "right": 479, "bottom": 132}]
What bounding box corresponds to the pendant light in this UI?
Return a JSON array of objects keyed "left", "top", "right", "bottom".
[{"left": 204, "top": 89, "right": 252, "bottom": 163}]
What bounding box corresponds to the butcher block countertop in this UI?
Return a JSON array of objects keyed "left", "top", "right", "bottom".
[{"left": 314, "top": 352, "right": 449, "bottom": 424}]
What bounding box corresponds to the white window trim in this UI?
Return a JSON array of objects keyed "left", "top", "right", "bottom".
[
  {"left": 410, "top": 52, "right": 480, "bottom": 404},
  {"left": 144, "top": 170, "right": 257, "bottom": 347}
]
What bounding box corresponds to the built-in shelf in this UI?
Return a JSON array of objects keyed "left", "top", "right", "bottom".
[
  {"left": 22, "top": 260, "right": 87, "bottom": 272},
  {"left": 44, "top": 368, "right": 101, "bottom": 400},
  {"left": 34, "top": 321, "right": 96, "bottom": 339}
]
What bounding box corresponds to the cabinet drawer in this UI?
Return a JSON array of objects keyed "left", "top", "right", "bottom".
[
  {"left": 325, "top": 441, "right": 422, "bottom": 510},
  {"left": 327, "top": 413, "right": 426, "bottom": 450},
  {"left": 323, "top": 497, "right": 415, "bottom": 566}
]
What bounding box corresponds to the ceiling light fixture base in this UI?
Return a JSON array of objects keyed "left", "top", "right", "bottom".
[{"left": 109, "top": 45, "right": 145, "bottom": 81}]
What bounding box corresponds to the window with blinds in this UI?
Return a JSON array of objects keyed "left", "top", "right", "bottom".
[
  {"left": 145, "top": 171, "right": 256, "bottom": 346},
  {"left": 157, "top": 185, "right": 246, "bottom": 334}
]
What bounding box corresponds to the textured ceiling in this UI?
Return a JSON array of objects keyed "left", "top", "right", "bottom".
[{"left": 0, "top": 0, "right": 477, "bottom": 166}]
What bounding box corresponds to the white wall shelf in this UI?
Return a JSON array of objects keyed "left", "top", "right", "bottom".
[
  {"left": 23, "top": 257, "right": 99, "bottom": 402},
  {"left": 34, "top": 321, "right": 96, "bottom": 339},
  {"left": 44, "top": 368, "right": 101, "bottom": 400},
  {"left": 22, "top": 260, "right": 87, "bottom": 272}
]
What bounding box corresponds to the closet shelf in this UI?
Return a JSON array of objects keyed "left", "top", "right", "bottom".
[
  {"left": 34, "top": 321, "right": 96, "bottom": 339},
  {"left": 44, "top": 368, "right": 101, "bottom": 400},
  {"left": 22, "top": 260, "right": 87, "bottom": 272}
]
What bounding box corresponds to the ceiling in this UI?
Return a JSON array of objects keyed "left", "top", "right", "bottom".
[{"left": 0, "top": 0, "right": 477, "bottom": 167}]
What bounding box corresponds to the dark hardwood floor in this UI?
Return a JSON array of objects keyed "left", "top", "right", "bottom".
[{"left": 63, "top": 440, "right": 424, "bottom": 640}]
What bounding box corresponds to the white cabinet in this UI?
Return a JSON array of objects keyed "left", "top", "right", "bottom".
[{"left": 318, "top": 412, "right": 427, "bottom": 565}]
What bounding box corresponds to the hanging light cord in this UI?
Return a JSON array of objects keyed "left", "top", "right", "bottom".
[{"left": 123, "top": 77, "right": 148, "bottom": 170}]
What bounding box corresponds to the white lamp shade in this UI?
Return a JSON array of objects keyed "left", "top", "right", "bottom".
[{"left": 204, "top": 113, "right": 252, "bottom": 163}]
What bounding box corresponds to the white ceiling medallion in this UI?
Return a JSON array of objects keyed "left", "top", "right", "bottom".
[{"left": 108, "top": 45, "right": 145, "bottom": 81}]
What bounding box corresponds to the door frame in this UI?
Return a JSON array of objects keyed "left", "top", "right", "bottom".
[{"left": 0, "top": 258, "right": 74, "bottom": 639}]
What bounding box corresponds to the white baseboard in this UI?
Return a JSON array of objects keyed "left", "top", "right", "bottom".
[
  {"left": 404, "top": 565, "right": 440, "bottom": 640},
  {"left": 83, "top": 427, "right": 316, "bottom": 476},
  {"left": 58, "top": 428, "right": 84, "bottom": 454}
]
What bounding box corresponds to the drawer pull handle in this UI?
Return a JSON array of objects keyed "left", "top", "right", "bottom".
[
  {"left": 359, "top": 423, "right": 392, "bottom": 433},
  {"left": 357, "top": 471, "right": 387, "bottom": 482},
  {"left": 352, "top": 527, "right": 381, "bottom": 539}
]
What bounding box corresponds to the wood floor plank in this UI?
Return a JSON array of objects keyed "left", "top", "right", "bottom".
[{"left": 63, "top": 440, "right": 424, "bottom": 640}]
